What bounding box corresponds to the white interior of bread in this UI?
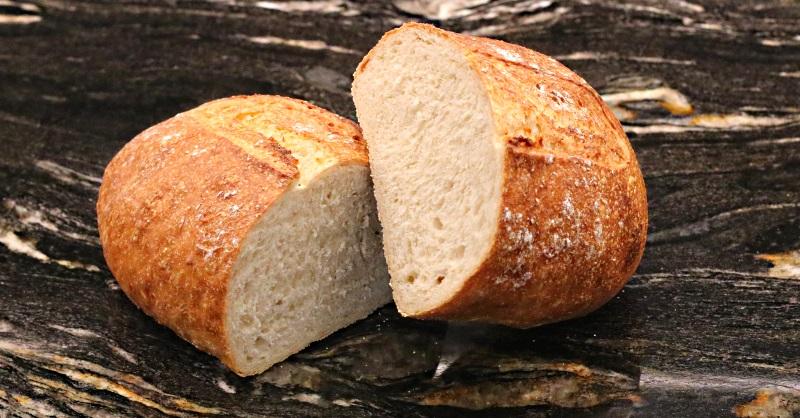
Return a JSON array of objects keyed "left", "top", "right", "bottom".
[
  {"left": 226, "top": 165, "right": 390, "bottom": 375},
  {"left": 352, "top": 28, "right": 503, "bottom": 315}
]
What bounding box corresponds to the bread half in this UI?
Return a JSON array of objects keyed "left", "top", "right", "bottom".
[
  {"left": 97, "top": 95, "right": 390, "bottom": 375},
  {"left": 352, "top": 23, "right": 647, "bottom": 328}
]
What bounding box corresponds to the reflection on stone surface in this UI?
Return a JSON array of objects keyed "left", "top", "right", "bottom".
[
  {"left": 757, "top": 250, "right": 800, "bottom": 280},
  {"left": 0, "top": 337, "right": 224, "bottom": 415}
]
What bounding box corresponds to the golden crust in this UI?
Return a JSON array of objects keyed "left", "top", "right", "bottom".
[
  {"left": 96, "top": 95, "right": 368, "bottom": 373},
  {"left": 428, "top": 153, "right": 647, "bottom": 327},
  {"left": 361, "top": 23, "right": 648, "bottom": 327},
  {"left": 191, "top": 95, "right": 367, "bottom": 167}
]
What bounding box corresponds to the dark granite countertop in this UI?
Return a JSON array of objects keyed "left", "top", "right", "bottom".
[{"left": 1, "top": 0, "right": 799, "bottom": 416}]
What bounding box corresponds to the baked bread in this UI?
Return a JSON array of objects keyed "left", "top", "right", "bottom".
[
  {"left": 352, "top": 23, "right": 647, "bottom": 328},
  {"left": 97, "top": 95, "right": 390, "bottom": 376}
]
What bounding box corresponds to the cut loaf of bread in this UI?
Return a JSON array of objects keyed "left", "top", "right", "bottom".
[
  {"left": 97, "top": 95, "right": 390, "bottom": 376},
  {"left": 352, "top": 23, "right": 648, "bottom": 328}
]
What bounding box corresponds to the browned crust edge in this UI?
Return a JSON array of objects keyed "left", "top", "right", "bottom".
[
  {"left": 361, "top": 23, "right": 648, "bottom": 328},
  {"left": 96, "top": 95, "right": 368, "bottom": 374},
  {"left": 423, "top": 151, "right": 647, "bottom": 328}
]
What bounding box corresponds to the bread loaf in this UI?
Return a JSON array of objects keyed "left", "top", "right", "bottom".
[
  {"left": 352, "top": 23, "right": 647, "bottom": 328},
  {"left": 97, "top": 95, "right": 390, "bottom": 376}
]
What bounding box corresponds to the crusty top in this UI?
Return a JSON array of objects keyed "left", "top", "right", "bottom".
[
  {"left": 190, "top": 96, "right": 367, "bottom": 184},
  {"left": 356, "top": 23, "right": 630, "bottom": 169},
  {"left": 356, "top": 23, "right": 648, "bottom": 327},
  {"left": 97, "top": 95, "right": 367, "bottom": 369}
]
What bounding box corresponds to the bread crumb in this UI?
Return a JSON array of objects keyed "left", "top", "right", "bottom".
[
  {"left": 160, "top": 133, "right": 181, "bottom": 144},
  {"left": 594, "top": 220, "right": 603, "bottom": 242},
  {"left": 492, "top": 44, "right": 523, "bottom": 63},
  {"left": 197, "top": 244, "right": 216, "bottom": 260},
  {"left": 562, "top": 195, "right": 574, "bottom": 216},
  {"left": 292, "top": 123, "right": 313, "bottom": 134},
  {"left": 522, "top": 230, "right": 533, "bottom": 244},
  {"left": 190, "top": 147, "right": 208, "bottom": 157},
  {"left": 551, "top": 90, "right": 574, "bottom": 109},
  {"left": 514, "top": 272, "right": 533, "bottom": 288},
  {"left": 219, "top": 190, "right": 238, "bottom": 199}
]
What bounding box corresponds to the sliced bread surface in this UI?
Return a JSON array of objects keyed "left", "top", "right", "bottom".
[
  {"left": 97, "top": 95, "right": 390, "bottom": 375},
  {"left": 352, "top": 23, "right": 647, "bottom": 327}
]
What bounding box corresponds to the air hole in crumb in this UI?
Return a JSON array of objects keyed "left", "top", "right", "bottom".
[
  {"left": 453, "top": 245, "right": 465, "bottom": 258},
  {"left": 406, "top": 274, "right": 416, "bottom": 284},
  {"left": 275, "top": 299, "right": 283, "bottom": 305},
  {"left": 433, "top": 217, "right": 444, "bottom": 229},
  {"left": 240, "top": 315, "right": 255, "bottom": 327},
  {"left": 243, "top": 280, "right": 254, "bottom": 294},
  {"left": 255, "top": 337, "right": 267, "bottom": 349},
  {"left": 436, "top": 276, "right": 445, "bottom": 284}
]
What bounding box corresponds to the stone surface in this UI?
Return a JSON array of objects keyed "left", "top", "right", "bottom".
[{"left": 1, "top": 0, "right": 799, "bottom": 416}]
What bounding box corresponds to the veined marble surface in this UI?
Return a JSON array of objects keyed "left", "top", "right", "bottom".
[{"left": 1, "top": 0, "right": 799, "bottom": 416}]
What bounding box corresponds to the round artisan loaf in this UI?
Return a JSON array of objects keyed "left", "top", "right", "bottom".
[
  {"left": 352, "top": 23, "right": 647, "bottom": 328},
  {"left": 97, "top": 95, "right": 390, "bottom": 376}
]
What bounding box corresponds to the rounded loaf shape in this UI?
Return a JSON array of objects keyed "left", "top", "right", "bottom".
[
  {"left": 97, "top": 95, "right": 390, "bottom": 376},
  {"left": 352, "top": 23, "right": 648, "bottom": 328}
]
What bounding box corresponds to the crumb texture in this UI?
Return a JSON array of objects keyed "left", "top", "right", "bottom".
[
  {"left": 97, "top": 95, "right": 389, "bottom": 374},
  {"left": 353, "top": 28, "right": 502, "bottom": 314},
  {"left": 353, "top": 24, "right": 647, "bottom": 327},
  {"left": 228, "top": 164, "right": 390, "bottom": 375}
]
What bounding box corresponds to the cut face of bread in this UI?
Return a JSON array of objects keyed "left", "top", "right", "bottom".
[
  {"left": 352, "top": 27, "right": 503, "bottom": 315},
  {"left": 228, "top": 164, "right": 387, "bottom": 375},
  {"left": 353, "top": 24, "right": 648, "bottom": 327},
  {"left": 97, "top": 95, "right": 390, "bottom": 375}
]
